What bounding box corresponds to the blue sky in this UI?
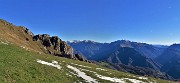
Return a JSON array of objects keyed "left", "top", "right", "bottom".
[{"left": 0, "top": 0, "right": 180, "bottom": 45}]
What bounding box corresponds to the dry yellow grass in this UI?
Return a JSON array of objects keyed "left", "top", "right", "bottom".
[{"left": 0, "top": 19, "right": 44, "bottom": 54}]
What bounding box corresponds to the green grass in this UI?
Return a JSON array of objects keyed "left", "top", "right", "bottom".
[{"left": 0, "top": 42, "right": 177, "bottom": 83}]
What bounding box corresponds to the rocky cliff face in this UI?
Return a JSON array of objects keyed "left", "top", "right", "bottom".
[
  {"left": 33, "top": 34, "right": 74, "bottom": 59},
  {"left": 32, "top": 34, "right": 89, "bottom": 62}
]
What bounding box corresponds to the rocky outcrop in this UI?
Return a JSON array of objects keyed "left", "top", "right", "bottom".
[
  {"left": 19, "top": 26, "right": 34, "bottom": 37},
  {"left": 0, "top": 18, "right": 88, "bottom": 62},
  {"left": 75, "top": 54, "right": 89, "bottom": 62},
  {"left": 33, "top": 34, "right": 75, "bottom": 59},
  {"left": 33, "top": 34, "right": 88, "bottom": 62}
]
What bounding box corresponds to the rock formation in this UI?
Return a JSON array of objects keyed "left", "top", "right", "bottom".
[
  {"left": 33, "top": 34, "right": 74, "bottom": 59},
  {"left": 33, "top": 34, "right": 89, "bottom": 62}
]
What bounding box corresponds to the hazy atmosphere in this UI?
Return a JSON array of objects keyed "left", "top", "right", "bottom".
[{"left": 0, "top": 0, "right": 180, "bottom": 45}]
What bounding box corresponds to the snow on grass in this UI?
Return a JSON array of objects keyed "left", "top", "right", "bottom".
[
  {"left": 78, "top": 67, "right": 149, "bottom": 83},
  {"left": 129, "top": 75, "right": 148, "bottom": 80},
  {"left": 79, "top": 68, "right": 125, "bottom": 83},
  {"left": 69, "top": 71, "right": 77, "bottom": 76},
  {"left": 79, "top": 68, "right": 97, "bottom": 74},
  {"left": 66, "top": 73, "right": 72, "bottom": 77},
  {"left": 52, "top": 60, "right": 58, "bottom": 64},
  {"left": 95, "top": 74, "right": 125, "bottom": 83},
  {"left": 138, "top": 77, "right": 148, "bottom": 80},
  {"left": 0, "top": 41, "right": 8, "bottom": 45},
  {"left": 124, "top": 78, "right": 146, "bottom": 83},
  {"left": 37, "top": 59, "right": 61, "bottom": 69},
  {"left": 96, "top": 68, "right": 107, "bottom": 71},
  {"left": 36, "top": 59, "right": 150, "bottom": 83},
  {"left": 95, "top": 73, "right": 148, "bottom": 83},
  {"left": 81, "top": 69, "right": 125, "bottom": 83},
  {"left": 67, "top": 65, "right": 97, "bottom": 83},
  {"left": 71, "top": 63, "right": 92, "bottom": 68}
]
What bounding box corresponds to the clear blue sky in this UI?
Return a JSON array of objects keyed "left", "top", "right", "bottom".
[{"left": 0, "top": 0, "right": 180, "bottom": 45}]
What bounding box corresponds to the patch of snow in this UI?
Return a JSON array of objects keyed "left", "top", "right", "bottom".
[
  {"left": 78, "top": 67, "right": 148, "bottom": 83},
  {"left": 0, "top": 41, "right": 8, "bottom": 45},
  {"left": 52, "top": 60, "right": 58, "bottom": 64},
  {"left": 129, "top": 75, "right": 148, "bottom": 80},
  {"left": 67, "top": 65, "right": 97, "bottom": 83},
  {"left": 96, "top": 68, "right": 107, "bottom": 71},
  {"left": 69, "top": 71, "right": 77, "bottom": 76},
  {"left": 124, "top": 78, "right": 146, "bottom": 83},
  {"left": 95, "top": 73, "right": 147, "bottom": 83},
  {"left": 138, "top": 77, "right": 148, "bottom": 80},
  {"left": 79, "top": 68, "right": 97, "bottom": 74},
  {"left": 66, "top": 73, "right": 72, "bottom": 77},
  {"left": 95, "top": 74, "right": 125, "bottom": 83},
  {"left": 71, "top": 63, "right": 92, "bottom": 68},
  {"left": 37, "top": 59, "right": 61, "bottom": 69}
]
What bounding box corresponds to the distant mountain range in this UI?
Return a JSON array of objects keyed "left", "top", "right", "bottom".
[
  {"left": 68, "top": 40, "right": 180, "bottom": 80},
  {"left": 67, "top": 40, "right": 166, "bottom": 59},
  {"left": 156, "top": 44, "right": 180, "bottom": 79}
]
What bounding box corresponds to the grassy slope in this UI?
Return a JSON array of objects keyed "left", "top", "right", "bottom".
[
  {"left": 0, "top": 19, "right": 44, "bottom": 54},
  {"left": 0, "top": 41, "right": 176, "bottom": 83}
]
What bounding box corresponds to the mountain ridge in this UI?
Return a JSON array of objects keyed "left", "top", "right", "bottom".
[
  {"left": 68, "top": 40, "right": 174, "bottom": 80},
  {"left": 0, "top": 19, "right": 87, "bottom": 62},
  {"left": 68, "top": 40, "right": 166, "bottom": 59},
  {"left": 156, "top": 44, "right": 180, "bottom": 79}
]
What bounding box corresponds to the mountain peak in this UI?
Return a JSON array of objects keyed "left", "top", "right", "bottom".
[
  {"left": 168, "top": 44, "right": 180, "bottom": 52},
  {"left": 67, "top": 40, "right": 99, "bottom": 44}
]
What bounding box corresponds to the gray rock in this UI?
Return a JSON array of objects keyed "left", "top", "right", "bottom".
[
  {"left": 33, "top": 34, "right": 76, "bottom": 59},
  {"left": 20, "top": 26, "right": 34, "bottom": 37}
]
